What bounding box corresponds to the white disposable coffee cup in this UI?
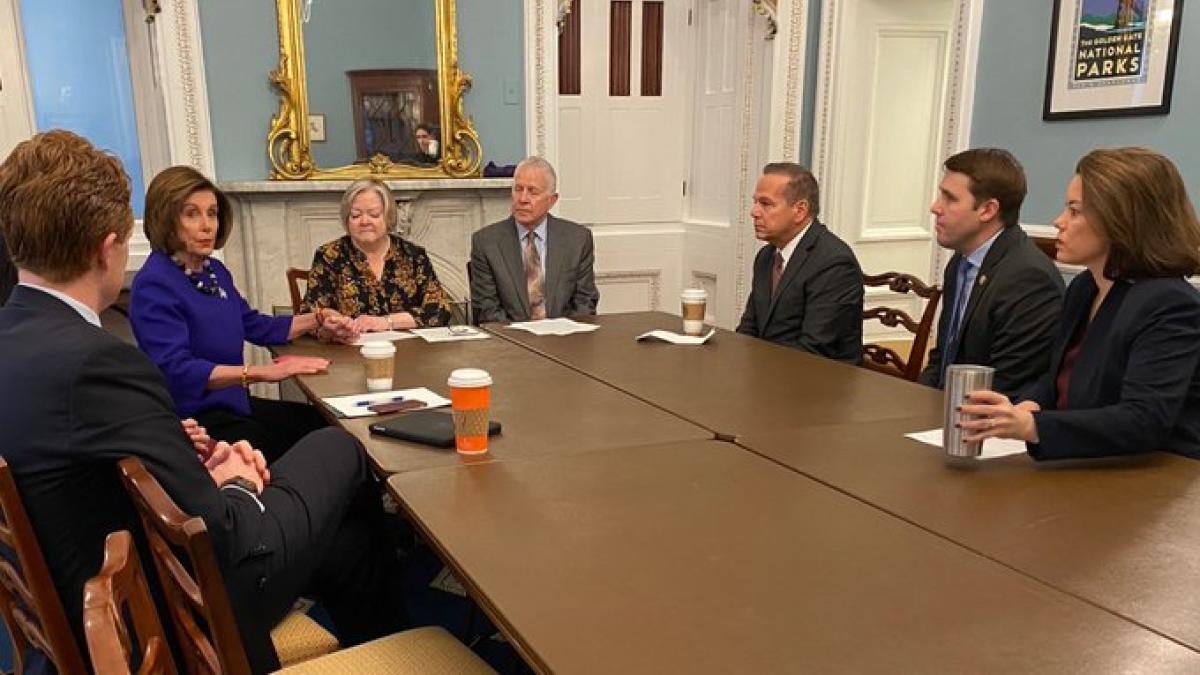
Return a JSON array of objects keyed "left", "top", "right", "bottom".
[
  {"left": 360, "top": 341, "right": 397, "bottom": 392},
  {"left": 681, "top": 288, "right": 708, "bottom": 336}
]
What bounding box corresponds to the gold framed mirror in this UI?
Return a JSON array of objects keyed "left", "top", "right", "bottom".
[{"left": 268, "top": 0, "right": 483, "bottom": 180}]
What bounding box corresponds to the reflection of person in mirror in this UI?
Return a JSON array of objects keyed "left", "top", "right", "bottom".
[{"left": 413, "top": 123, "right": 440, "bottom": 165}]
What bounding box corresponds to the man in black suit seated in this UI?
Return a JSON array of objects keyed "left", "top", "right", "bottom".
[
  {"left": 919, "top": 148, "right": 1064, "bottom": 398},
  {"left": 0, "top": 130, "right": 407, "bottom": 674},
  {"left": 736, "top": 162, "right": 863, "bottom": 363}
]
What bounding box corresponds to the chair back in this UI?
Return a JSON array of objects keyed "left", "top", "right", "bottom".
[
  {"left": 0, "top": 458, "right": 88, "bottom": 675},
  {"left": 117, "top": 458, "right": 253, "bottom": 675},
  {"left": 1030, "top": 235, "right": 1057, "bottom": 261},
  {"left": 83, "top": 530, "right": 177, "bottom": 675},
  {"left": 861, "top": 272, "right": 942, "bottom": 381},
  {"left": 286, "top": 268, "right": 310, "bottom": 315}
]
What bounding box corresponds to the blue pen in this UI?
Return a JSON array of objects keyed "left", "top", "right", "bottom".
[{"left": 356, "top": 395, "right": 404, "bottom": 407}]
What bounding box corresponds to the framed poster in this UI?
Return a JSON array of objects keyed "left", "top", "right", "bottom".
[{"left": 1043, "top": 0, "right": 1184, "bottom": 120}]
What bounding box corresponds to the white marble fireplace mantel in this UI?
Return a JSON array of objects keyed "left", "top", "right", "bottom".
[{"left": 220, "top": 178, "right": 513, "bottom": 315}]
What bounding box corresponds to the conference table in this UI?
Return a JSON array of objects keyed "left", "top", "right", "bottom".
[
  {"left": 485, "top": 311, "right": 945, "bottom": 438},
  {"left": 388, "top": 440, "right": 1200, "bottom": 674},
  {"left": 277, "top": 312, "right": 1200, "bottom": 671},
  {"left": 275, "top": 331, "right": 711, "bottom": 474}
]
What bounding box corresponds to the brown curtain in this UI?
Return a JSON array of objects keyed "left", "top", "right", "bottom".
[
  {"left": 558, "top": 0, "right": 582, "bottom": 95},
  {"left": 641, "top": 1, "right": 663, "bottom": 96},
  {"left": 609, "top": 1, "right": 631, "bottom": 96}
]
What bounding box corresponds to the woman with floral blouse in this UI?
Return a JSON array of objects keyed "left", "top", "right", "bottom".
[{"left": 301, "top": 178, "right": 452, "bottom": 330}]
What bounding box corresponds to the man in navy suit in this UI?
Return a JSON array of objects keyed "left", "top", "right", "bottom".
[
  {"left": 736, "top": 162, "right": 863, "bottom": 363},
  {"left": 0, "top": 131, "right": 406, "bottom": 673},
  {"left": 919, "top": 148, "right": 1063, "bottom": 397}
]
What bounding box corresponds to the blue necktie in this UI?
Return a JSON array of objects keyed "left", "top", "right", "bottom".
[{"left": 939, "top": 259, "right": 974, "bottom": 386}]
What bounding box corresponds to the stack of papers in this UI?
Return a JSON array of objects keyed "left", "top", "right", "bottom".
[
  {"left": 409, "top": 326, "right": 491, "bottom": 343},
  {"left": 322, "top": 387, "right": 451, "bottom": 418},
  {"left": 352, "top": 330, "right": 417, "bottom": 345},
  {"left": 505, "top": 318, "right": 601, "bottom": 336},
  {"left": 636, "top": 329, "right": 716, "bottom": 345},
  {"left": 904, "top": 428, "right": 1028, "bottom": 460}
]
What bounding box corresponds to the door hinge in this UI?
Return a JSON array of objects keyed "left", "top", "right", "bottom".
[{"left": 682, "top": 180, "right": 688, "bottom": 197}]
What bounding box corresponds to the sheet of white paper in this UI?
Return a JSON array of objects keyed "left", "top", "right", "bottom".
[
  {"left": 322, "top": 387, "right": 451, "bottom": 418},
  {"left": 635, "top": 329, "right": 716, "bottom": 345},
  {"left": 905, "top": 428, "right": 1028, "bottom": 460},
  {"left": 351, "top": 330, "right": 418, "bottom": 345},
  {"left": 505, "top": 318, "right": 601, "bottom": 336},
  {"left": 409, "top": 326, "right": 491, "bottom": 343}
]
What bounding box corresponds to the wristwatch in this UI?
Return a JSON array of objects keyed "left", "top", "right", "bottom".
[{"left": 220, "top": 476, "right": 260, "bottom": 495}]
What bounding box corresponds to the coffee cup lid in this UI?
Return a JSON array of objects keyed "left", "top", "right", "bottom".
[
  {"left": 360, "top": 341, "right": 397, "bottom": 357},
  {"left": 448, "top": 367, "right": 492, "bottom": 388},
  {"left": 681, "top": 288, "right": 707, "bottom": 302}
]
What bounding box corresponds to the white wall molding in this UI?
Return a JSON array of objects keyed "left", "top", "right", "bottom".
[
  {"left": 159, "top": 0, "right": 215, "bottom": 177},
  {"left": 523, "top": 0, "right": 558, "bottom": 164},
  {"left": 764, "top": 0, "right": 808, "bottom": 161}
]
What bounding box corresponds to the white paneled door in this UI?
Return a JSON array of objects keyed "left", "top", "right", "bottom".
[
  {"left": 557, "top": 0, "right": 689, "bottom": 226},
  {"left": 814, "top": 0, "right": 956, "bottom": 338}
]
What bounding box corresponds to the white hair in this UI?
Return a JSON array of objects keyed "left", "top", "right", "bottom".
[{"left": 515, "top": 156, "right": 558, "bottom": 194}]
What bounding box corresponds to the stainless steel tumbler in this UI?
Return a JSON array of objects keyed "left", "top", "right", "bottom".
[{"left": 943, "top": 365, "right": 995, "bottom": 458}]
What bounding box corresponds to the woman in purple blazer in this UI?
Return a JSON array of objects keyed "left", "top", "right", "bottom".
[{"left": 130, "top": 166, "right": 355, "bottom": 461}]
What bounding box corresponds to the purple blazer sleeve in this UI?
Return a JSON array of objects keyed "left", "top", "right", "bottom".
[{"left": 130, "top": 268, "right": 218, "bottom": 410}]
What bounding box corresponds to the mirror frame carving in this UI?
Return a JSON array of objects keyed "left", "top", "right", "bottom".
[{"left": 268, "top": 0, "right": 483, "bottom": 180}]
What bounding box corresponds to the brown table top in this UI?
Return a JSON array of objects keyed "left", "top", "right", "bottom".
[
  {"left": 738, "top": 417, "right": 1200, "bottom": 650},
  {"left": 388, "top": 440, "right": 1200, "bottom": 674},
  {"left": 486, "top": 312, "right": 943, "bottom": 438},
  {"left": 275, "top": 335, "right": 711, "bottom": 474}
]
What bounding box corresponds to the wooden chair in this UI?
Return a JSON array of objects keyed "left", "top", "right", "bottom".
[
  {"left": 861, "top": 272, "right": 942, "bottom": 381},
  {"left": 83, "top": 530, "right": 176, "bottom": 675},
  {"left": 1030, "top": 235, "right": 1057, "bottom": 261},
  {"left": 286, "top": 268, "right": 310, "bottom": 315},
  {"left": 117, "top": 457, "right": 337, "bottom": 674},
  {"left": 0, "top": 458, "right": 88, "bottom": 675},
  {"left": 117, "top": 458, "right": 495, "bottom": 675}
]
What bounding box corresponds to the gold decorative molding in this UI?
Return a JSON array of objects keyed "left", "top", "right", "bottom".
[
  {"left": 751, "top": 0, "right": 778, "bottom": 40},
  {"left": 269, "top": 0, "right": 482, "bottom": 180}
]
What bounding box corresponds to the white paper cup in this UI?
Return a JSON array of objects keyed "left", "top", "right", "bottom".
[
  {"left": 361, "top": 341, "right": 397, "bottom": 392},
  {"left": 681, "top": 288, "right": 707, "bottom": 336}
]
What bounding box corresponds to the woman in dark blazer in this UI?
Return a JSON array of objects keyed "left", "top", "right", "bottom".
[{"left": 961, "top": 148, "right": 1200, "bottom": 460}]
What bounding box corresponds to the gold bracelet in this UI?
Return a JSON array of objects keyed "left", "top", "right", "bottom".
[{"left": 241, "top": 364, "right": 250, "bottom": 389}]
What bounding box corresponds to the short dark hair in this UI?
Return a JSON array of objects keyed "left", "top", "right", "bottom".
[
  {"left": 0, "top": 130, "right": 132, "bottom": 283},
  {"left": 143, "top": 166, "right": 232, "bottom": 255},
  {"left": 762, "top": 162, "right": 820, "bottom": 216},
  {"left": 1077, "top": 147, "right": 1200, "bottom": 280},
  {"left": 415, "top": 123, "right": 435, "bottom": 135},
  {"left": 943, "top": 148, "right": 1026, "bottom": 228}
]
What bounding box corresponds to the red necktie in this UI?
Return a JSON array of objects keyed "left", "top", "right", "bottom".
[{"left": 770, "top": 249, "right": 784, "bottom": 298}]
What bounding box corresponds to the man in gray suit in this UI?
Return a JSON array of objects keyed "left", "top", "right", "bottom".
[
  {"left": 736, "top": 163, "right": 864, "bottom": 363},
  {"left": 470, "top": 156, "right": 599, "bottom": 323},
  {"left": 918, "top": 148, "right": 1063, "bottom": 398}
]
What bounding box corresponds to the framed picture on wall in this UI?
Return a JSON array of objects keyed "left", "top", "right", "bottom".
[{"left": 1043, "top": 0, "right": 1184, "bottom": 120}]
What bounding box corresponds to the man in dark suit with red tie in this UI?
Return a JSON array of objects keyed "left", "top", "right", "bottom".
[{"left": 736, "top": 162, "right": 864, "bottom": 364}]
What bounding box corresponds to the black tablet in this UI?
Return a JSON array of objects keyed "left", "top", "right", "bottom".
[{"left": 368, "top": 409, "right": 501, "bottom": 448}]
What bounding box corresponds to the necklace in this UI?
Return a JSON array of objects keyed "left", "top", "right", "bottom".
[{"left": 173, "top": 256, "right": 227, "bottom": 299}]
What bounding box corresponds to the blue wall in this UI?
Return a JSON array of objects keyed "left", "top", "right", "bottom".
[
  {"left": 970, "top": 0, "right": 1200, "bottom": 224},
  {"left": 198, "top": 0, "right": 525, "bottom": 180}
]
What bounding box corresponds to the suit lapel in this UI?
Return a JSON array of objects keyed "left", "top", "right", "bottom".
[
  {"left": 762, "top": 221, "right": 821, "bottom": 328},
  {"left": 958, "top": 226, "right": 1019, "bottom": 334},
  {"left": 499, "top": 218, "right": 531, "bottom": 316},
  {"left": 542, "top": 216, "right": 565, "bottom": 314}
]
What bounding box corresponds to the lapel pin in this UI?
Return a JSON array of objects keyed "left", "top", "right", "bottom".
[{"left": 977, "top": 274, "right": 988, "bottom": 286}]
